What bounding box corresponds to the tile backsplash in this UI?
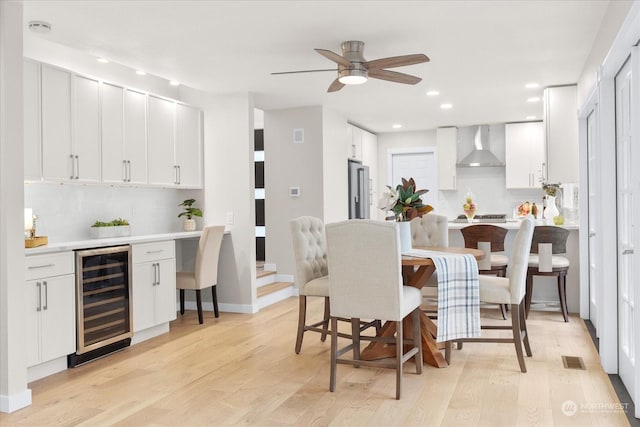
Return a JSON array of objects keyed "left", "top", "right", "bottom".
[{"left": 25, "top": 182, "right": 202, "bottom": 242}]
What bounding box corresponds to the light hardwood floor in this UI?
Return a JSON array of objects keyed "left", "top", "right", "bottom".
[{"left": 1, "top": 297, "right": 630, "bottom": 426}]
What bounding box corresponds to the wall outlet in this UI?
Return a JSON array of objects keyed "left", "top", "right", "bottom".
[{"left": 226, "top": 212, "right": 234, "bottom": 225}]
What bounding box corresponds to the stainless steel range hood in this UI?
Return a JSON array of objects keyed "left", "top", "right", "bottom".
[{"left": 456, "top": 125, "right": 504, "bottom": 167}]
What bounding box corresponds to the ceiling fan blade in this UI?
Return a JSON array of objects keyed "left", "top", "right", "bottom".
[
  {"left": 368, "top": 69, "right": 422, "bottom": 85},
  {"left": 271, "top": 69, "right": 336, "bottom": 75},
  {"left": 315, "top": 48, "right": 352, "bottom": 67},
  {"left": 327, "top": 78, "right": 345, "bottom": 92},
  {"left": 364, "top": 54, "right": 430, "bottom": 70}
]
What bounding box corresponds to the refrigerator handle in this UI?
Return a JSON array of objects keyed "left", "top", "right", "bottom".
[{"left": 357, "top": 167, "right": 365, "bottom": 219}]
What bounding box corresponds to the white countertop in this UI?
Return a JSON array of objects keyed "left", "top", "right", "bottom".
[
  {"left": 448, "top": 219, "right": 579, "bottom": 231},
  {"left": 25, "top": 231, "right": 206, "bottom": 255}
]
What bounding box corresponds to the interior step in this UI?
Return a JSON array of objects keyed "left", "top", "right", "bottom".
[
  {"left": 257, "top": 281, "right": 293, "bottom": 298},
  {"left": 257, "top": 269, "right": 276, "bottom": 279}
]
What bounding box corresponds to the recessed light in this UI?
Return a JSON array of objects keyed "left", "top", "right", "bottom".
[
  {"left": 97, "top": 58, "right": 109, "bottom": 64},
  {"left": 392, "top": 124, "right": 402, "bottom": 129},
  {"left": 526, "top": 115, "right": 537, "bottom": 120},
  {"left": 525, "top": 82, "right": 540, "bottom": 89},
  {"left": 527, "top": 97, "right": 540, "bottom": 103},
  {"left": 440, "top": 103, "right": 452, "bottom": 109},
  {"left": 136, "top": 70, "right": 146, "bottom": 76},
  {"left": 426, "top": 90, "right": 439, "bottom": 96},
  {"left": 28, "top": 21, "right": 51, "bottom": 33},
  {"left": 169, "top": 80, "right": 180, "bottom": 86}
]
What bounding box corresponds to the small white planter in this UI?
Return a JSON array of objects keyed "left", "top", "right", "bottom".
[
  {"left": 183, "top": 219, "right": 196, "bottom": 231},
  {"left": 90, "top": 225, "right": 131, "bottom": 239}
]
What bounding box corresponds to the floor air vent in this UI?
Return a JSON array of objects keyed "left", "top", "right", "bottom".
[{"left": 562, "top": 355, "right": 586, "bottom": 370}]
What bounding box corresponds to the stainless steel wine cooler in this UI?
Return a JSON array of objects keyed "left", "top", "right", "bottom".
[{"left": 69, "top": 245, "right": 132, "bottom": 367}]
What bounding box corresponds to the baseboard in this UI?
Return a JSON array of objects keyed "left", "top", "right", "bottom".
[
  {"left": 27, "top": 356, "right": 69, "bottom": 383},
  {"left": 182, "top": 300, "right": 258, "bottom": 314},
  {"left": 0, "top": 388, "right": 32, "bottom": 413}
]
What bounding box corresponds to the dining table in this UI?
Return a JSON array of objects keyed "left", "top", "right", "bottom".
[{"left": 359, "top": 246, "right": 485, "bottom": 368}]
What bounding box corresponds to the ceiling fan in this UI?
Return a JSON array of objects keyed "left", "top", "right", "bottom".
[{"left": 271, "top": 41, "right": 430, "bottom": 92}]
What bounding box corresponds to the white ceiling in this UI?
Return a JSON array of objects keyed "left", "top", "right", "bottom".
[{"left": 22, "top": 0, "right": 610, "bottom": 133}]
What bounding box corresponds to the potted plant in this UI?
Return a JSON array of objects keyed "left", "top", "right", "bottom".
[
  {"left": 90, "top": 218, "right": 131, "bottom": 238},
  {"left": 178, "top": 199, "right": 202, "bottom": 231}
]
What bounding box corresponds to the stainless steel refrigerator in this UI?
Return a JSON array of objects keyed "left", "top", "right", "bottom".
[{"left": 348, "top": 159, "right": 370, "bottom": 219}]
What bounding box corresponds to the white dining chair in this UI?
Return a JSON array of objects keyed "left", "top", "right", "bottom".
[
  {"left": 325, "top": 220, "right": 423, "bottom": 400},
  {"left": 447, "top": 217, "right": 535, "bottom": 372}
]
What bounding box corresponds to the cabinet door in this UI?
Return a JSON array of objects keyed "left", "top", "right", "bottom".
[
  {"left": 436, "top": 127, "right": 457, "bottom": 190},
  {"left": 132, "top": 261, "right": 156, "bottom": 332},
  {"left": 147, "top": 95, "right": 176, "bottom": 186},
  {"left": 40, "top": 275, "right": 76, "bottom": 363},
  {"left": 24, "top": 60, "right": 42, "bottom": 181},
  {"left": 26, "top": 280, "right": 41, "bottom": 367},
  {"left": 155, "top": 258, "right": 177, "bottom": 325},
  {"left": 101, "top": 82, "right": 126, "bottom": 183},
  {"left": 349, "top": 125, "right": 363, "bottom": 160},
  {"left": 72, "top": 75, "right": 101, "bottom": 182},
  {"left": 41, "top": 65, "right": 72, "bottom": 181},
  {"left": 361, "top": 130, "right": 378, "bottom": 218},
  {"left": 124, "top": 89, "right": 148, "bottom": 184},
  {"left": 175, "top": 104, "right": 202, "bottom": 188},
  {"left": 505, "top": 122, "right": 544, "bottom": 189}
]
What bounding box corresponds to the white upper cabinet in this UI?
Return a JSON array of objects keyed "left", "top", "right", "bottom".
[
  {"left": 436, "top": 127, "right": 457, "bottom": 190},
  {"left": 41, "top": 65, "right": 72, "bottom": 181},
  {"left": 348, "top": 125, "right": 363, "bottom": 161},
  {"left": 24, "top": 59, "right": 41, "bottom": 181},
  {"left": 544, "top": 85, "right": 578, "bottom": 184},
  {"left": 175, "top": 103, "right": 202, "bottom": 187},
  {"left": 360, "top": 129, "right": 378, "bottom": 219},
  {"left": 72, "top": 74, "right": 102, "bottom": 182},
  {"left": 147, "top": 95, "right": 177, "bottom": 186},
  {"left": 505, "top": 121, "right": 545, "bottom": 189},
  {"left": 102, "top": 84, "right": 148, "bottom": 184}
]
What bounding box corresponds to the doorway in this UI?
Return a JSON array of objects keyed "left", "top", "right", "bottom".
[{"left": 387, "top": 148, "right": 438, "bottom": 211}]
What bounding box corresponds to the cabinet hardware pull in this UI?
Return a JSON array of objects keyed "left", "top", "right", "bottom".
[
  {"left": 152, "top": 262, "right": 157, "bottom": 286},
  {"left": 28, "top": 263, "right": 54, "bottom": 270},
  {"left": 146, "top": 250, "right": 163, "bottom": 254},
  {"left": 177, "top": 165, "right": 181, "bottom": 185},
  {"left": 75, "top": 155, "right": 80, "bottom": 179},
  {"left": 37, "top": 281, "right": 42, "bottom": 312},
  {"left": 622, "top": 249, "right": 634, "bottom": 255},
  {"left": 589, "top": 232, "right": 596, "bottom": 237},
  {"left": 123, "top": 159, "right": 128, "bottom": 182},
  {"left": 70, "top": 154, "right": 75, "bottom": 179},
  {"left": 127, "top": 160, "right": 132, "bottom": 182},
  {"left": 156, "top": 263, "right": 160, "bottom": 286},
  {"left": 43, "top": 280, "right": 48, "bottom": 310}
]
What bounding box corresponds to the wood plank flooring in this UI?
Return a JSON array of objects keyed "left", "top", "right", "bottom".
[{"left": 1, "top": 297, "right": 630, "bottom": 426}]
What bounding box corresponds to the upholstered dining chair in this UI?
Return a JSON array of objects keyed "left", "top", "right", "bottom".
[
  {"left": 176, "top": 225, "right": 225, "bottom": 324},
  {"left": 410, "top": 214, "right": 449, "bottom": 313},
  {"left": 290, "top": 216, "right": 331, "bottom": 354},
  {"left": 461, "top": 224, "right": 510, "bottom": 319},
  {"left": 447, "top": 218, "right": 535, "bottom": 373},
  {"left": 325, "top": 220, "right": 423, "bottom": 400},
  {"left": 525, "top": 226, "right": 571, "bottom": 322}
]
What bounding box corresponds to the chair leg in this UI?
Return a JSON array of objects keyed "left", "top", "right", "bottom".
[
  {"left": 511, "top": 303, "right": 527, "bottom": 373},
  {"left": 320, "top": 297, "right": 330, "bottom": 342},
  {"left": 211, "top": 285, "right": 219, "bottom": 318},
  {"left": 329, "top": 317, "right": 338, "bottom": 392},
  {"left": 351, "top": 318, "right": 361, "bottom": 367},
  {"left": 525, "top": 271, "right": 534, "bottom": 319},
  {"left": 520, "top": 300, "right": 532, "bottom": 357},
  {"left": 179, "top": 289, "right": 185, "bottom": 315},
  {"left": 558, "top": 273, "right": 569, "bottom": 322},
  {"left": 499, "top": 304, "right": 508, "bottom": 320},
  {"left": 395, "top": 320, "right": 403, "bottom": 400},
  {"left": 445, "top": 341, "right": 452, "bottom": 365},
  {"left": 196, "top": 289, "right": 203, "bottom": 324},
  {"left": 412, "top": 308, "right": 422, "bottom": 374},
  {"left": 295, "top": 296, "right": 307, "bottom": 354}
]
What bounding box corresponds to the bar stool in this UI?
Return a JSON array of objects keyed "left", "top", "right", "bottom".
[
  {"left": 460, "top": 224, "right": 509, "bottom": 319},
  {"left": 525, "top": 226, "right": 570, "bottom": 322}
]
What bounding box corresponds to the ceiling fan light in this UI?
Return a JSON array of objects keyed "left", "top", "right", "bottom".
[{"left": 338, "top": 68, "right": 368, "bottom": 85}]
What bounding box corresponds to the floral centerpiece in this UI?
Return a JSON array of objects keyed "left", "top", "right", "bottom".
[
  {"left": 463, "top": 193, "right": 477, "bottom": 222},
  {"left": 541, "top": 181, "right": 562, "bottom": 223},
  {"left": 542, "top": 182, "right": 561, "bottom": 197},
  {"left": 378, "top": 177, "right": 433, "bottom": 221}
]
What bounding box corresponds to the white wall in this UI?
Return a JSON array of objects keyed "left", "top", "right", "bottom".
[
  {"left": 378, "top": 125, "right": 543, "bottom": 220},
  {"left": 0, "top": 0, "right": 30, "bottom": 413}
]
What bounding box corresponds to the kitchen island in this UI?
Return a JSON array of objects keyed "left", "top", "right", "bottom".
[{"left": 448, "top": 220, "right": 580, "bottom": 316}]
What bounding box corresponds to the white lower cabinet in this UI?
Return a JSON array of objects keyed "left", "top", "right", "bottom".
[
  {"left": 25, "top": 252, "right": 76, "bottom": 368},
  {"left": 132, "top": 241, "right": 177, "bottom": 332}
]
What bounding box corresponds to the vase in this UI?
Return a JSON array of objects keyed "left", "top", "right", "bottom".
[
  {"left": 183, "top": 219, "right": 196, "bottom": 231},
  {"left": 397, "top": 221, "right": 412, "bottom": 253},
  {"left": 543, "top": 195, "right": 560, "bottom": 222}
]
